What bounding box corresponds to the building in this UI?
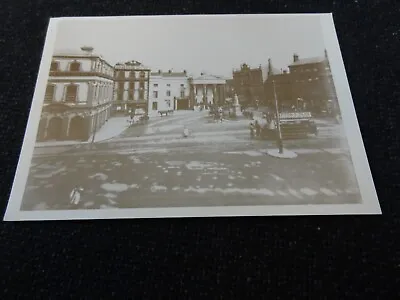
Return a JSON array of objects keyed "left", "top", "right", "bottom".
[
  {"left": 264, "top": 51, "right": 338, "bottom": 114},
  {"left": 191, "top": 73, "right": 227, "bottom": 108},
  {"left": 232, "top": 63, "right": 265, "bottom": 107},
  {"left": 148, "top": 70, "right": 190, "bottom": 112},
  {"left": 113, "top": 60, "right": 150, "bottom": 115},
  {"left": 37, "top": 46, "right": 114, "bottom": 142}
]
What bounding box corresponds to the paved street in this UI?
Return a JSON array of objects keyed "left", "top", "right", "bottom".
[{"left": 23, "top": 111, "right": 361, "bottom": 210}]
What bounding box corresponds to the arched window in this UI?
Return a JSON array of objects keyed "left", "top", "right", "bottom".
[
  {"left": 50, "top": 61, "right": 59, "bottom": 71},
  {"left": 69, "top": 61, "right": 81, "bottom": 72},
  {"left": 65, "top": 84, "right": 78, "bottom": 102},
  {"left": 45, "top": 84, "right": 55, "bottom": 102}
]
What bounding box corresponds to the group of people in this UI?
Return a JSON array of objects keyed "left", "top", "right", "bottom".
[{"left": 249, "top": 120, "right": 262, "bottom": 139}]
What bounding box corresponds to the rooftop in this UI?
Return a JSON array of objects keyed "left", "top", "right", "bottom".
[{"left": 289, "top": 56, "right": 326, "bottom": 66}]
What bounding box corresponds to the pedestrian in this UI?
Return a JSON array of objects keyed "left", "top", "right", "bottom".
[
  {"left": 69, "top": 185, "right": 84, "bottom": 206},
  {"left": 255, "top": 120, "right": 261, "bottom": 138},
  {"left": 249, "top": 122, "right": 255, "bottom": 139},
  {"left": 183, "top": 126, "right": 190, "bottom": 138}
]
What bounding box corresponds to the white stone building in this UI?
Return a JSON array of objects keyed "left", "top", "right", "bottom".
[
  {"left": 37, "top": 47, "right": 114, "bottom": 142},
  {"left": 148, "top": 70, "right": 191, "bottom": 113},
  {"left": 191, "top": 74, "right": 227, "bottom": 107}
]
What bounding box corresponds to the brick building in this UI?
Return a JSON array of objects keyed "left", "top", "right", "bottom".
[
  {"left": 264, "top": 51, "right": 338, "bottom": 115},
  {"left": 232, "top": 63, "right": 265, "bottom": 107},
  {"left": 113, "top": 60, "right": 150, "bottom": 115},
  {"left": 37, "top": 46, "right": 114, "bottom": 142}
]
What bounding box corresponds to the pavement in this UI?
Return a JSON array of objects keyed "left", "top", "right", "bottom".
[{"left": 21, "top": 110, "right": 361, "bottom": 211}]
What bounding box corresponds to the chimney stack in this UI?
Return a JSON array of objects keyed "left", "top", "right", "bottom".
[
  {"left": 81, "top": 46, "right": 94, "bottom": 55},
  {"left": 293, "top": 53, "right": 299, "bottom": 62}
]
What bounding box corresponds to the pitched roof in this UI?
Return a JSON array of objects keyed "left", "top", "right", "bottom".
[{"left": 289, "top": 56, "right": 326, "bottom": 66}]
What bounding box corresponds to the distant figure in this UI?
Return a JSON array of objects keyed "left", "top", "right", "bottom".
[
  {"left": 70, "top": 186, "right": 84, "bottom": 205},
  {"left": 249, "top": 122, "right": 255, "bottom": 139},
  {"left": 183, "top": 126, "right": 190, "bottom": 138},
  {"left": 255, "top": 120, "right": 261, "bottom": 137}
]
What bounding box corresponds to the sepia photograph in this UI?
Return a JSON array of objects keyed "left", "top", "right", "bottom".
[{"left": 4, "top": 13, "right": 381, "bottom": 221}]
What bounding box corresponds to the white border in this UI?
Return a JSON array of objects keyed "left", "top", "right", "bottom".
[{"left": 3, "top": 14, "right": 381, "bottom": 221}]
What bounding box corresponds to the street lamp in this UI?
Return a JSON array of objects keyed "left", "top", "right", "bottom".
[{"left": 272, "top": 80, "right": 283, "bottom": 154}]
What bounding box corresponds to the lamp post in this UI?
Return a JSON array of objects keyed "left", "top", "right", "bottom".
[
  {"left": 90, "top": 82, "right": 99, "bottom": 149},
  {"left": 273, "top": 80, "right": 283, "bottom": 154}
]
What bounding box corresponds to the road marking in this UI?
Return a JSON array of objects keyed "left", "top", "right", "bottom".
[
  {"left": 288, "top": 188, "right": 304, "bottom": 199},
  {"left": 320, "top": 188, "right": 337, "bottom": 196},
  {"left": 300, "top": 188, "right": 318, "bottom": 196}
]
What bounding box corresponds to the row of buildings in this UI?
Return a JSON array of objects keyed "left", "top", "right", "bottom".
[
  {"left": 232, "top": 50, "right": 338, "bottom": 115},
  {"left": 37, "top": 46, "right": 338, "bottom": 142}
]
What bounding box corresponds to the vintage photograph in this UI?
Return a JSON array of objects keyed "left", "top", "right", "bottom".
[{"left": 4, "top": 14, "right": 381, "bottom": 221}]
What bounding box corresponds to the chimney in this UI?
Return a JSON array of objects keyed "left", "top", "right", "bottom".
[
  {"left": 183, "top": 70, "right": 186, "bottom": 74},
  {"left": 81, "top": 46, "right": 94, "bottom": 55},
  {"left": 201, "top": 72, "right": 204, "bottom": 76},
  {"left": 267, "top": 58, "right": 273, "bottom": 76},
  {"left": 293, "top": 53, "right": 299, "bottom": 62},
  {"left": 158, "top": 70, "right": 161, "bottom": 74},
  {"left": 168, "top": 69, "right": 171, "bottom": 73}
]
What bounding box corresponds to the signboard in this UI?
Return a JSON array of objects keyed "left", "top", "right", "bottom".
[{"left": 279, "top": 112, "right": 312, "bottom": 119}]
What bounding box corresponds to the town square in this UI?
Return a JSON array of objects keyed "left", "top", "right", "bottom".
[{"left": 18, "top": 15, "right": 362, "bottom": 211}]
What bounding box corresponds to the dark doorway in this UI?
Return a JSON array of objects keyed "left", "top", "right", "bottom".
[
  {"left": 46, "top": 117, "right": 63, "bottom": 140},
  {"left": 176, "top": 98, "right": 189, "bottom": 110},
  {"left": 69, "top": 116, "right": 87, "bottom": 141}
]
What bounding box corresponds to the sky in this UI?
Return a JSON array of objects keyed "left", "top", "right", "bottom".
[{"left": 53, "top": 14, "right": 327, "bottom": 78}]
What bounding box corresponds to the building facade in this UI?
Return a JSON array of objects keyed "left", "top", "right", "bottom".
[
  {"left": 37, "top": 47, "right": 114, "bottom": 142},
  {"left": 232, "top": 64, "right": 265, "bottom": 107},
  {"left": 113, "top": 60, "right": 150, "bottom": 115},
  {"left": 191, "top": 74, "right": 227, "bottom": 108},
  {"left": 148, "top": 70, "right": 190, "bottom": 112},
  {"left": 264, "top": 51, "right": 338, "bottom": 114}
]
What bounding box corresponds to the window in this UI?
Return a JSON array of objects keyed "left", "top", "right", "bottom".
[
  {"left": 153, "top": 91, "right": 158, "bottom": 98},
  {"left": 45, "top": 84, "right": 55, "bottom": 102},
  {"left": 166, "top": 90, "right": 171, "bottom": 97},
  {"left": 65, "top": 84, "right": 78, "bottom": 102},
  {"left": 180, "top": 84, "right": 184, "bottom": 87},
  {"left": 165, "top": 100, "right": 171, "bottom": 107},
  {"left": 180, "top": 90, "right": 185, "bottom": 98},
  {"left": 167, "top": 84, "right": 171, "bottom": 87},
  {"left": 50, "top": 62, "right": 59, "bottom": 72},
  {"left": 153, "top": 84, "right": 158, "bottom": 87},
  {"left": 152, "top": 102, "right": 158, "bottom": 110},
  {"left": 69, "top": 61, "right": 81, "bottom": 72}
]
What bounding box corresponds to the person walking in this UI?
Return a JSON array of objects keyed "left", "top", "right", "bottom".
[
  {"left": 255, "top": 120, "right": 261, "bottom": 138},
  {"left": 249, "top": 122, "right": 255, "bottom": 139}
]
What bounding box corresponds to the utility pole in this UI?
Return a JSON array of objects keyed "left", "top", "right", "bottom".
[
  {"left": 90, "top": 111, "right": 98, "bottom": 149},
  {"left": 273, "top": 80, "right": 283, "bottom": 154}
]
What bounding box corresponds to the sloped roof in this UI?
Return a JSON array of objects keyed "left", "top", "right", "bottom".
[{"left": 289, "top": 57, "right": 326, "bottom": 66}]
